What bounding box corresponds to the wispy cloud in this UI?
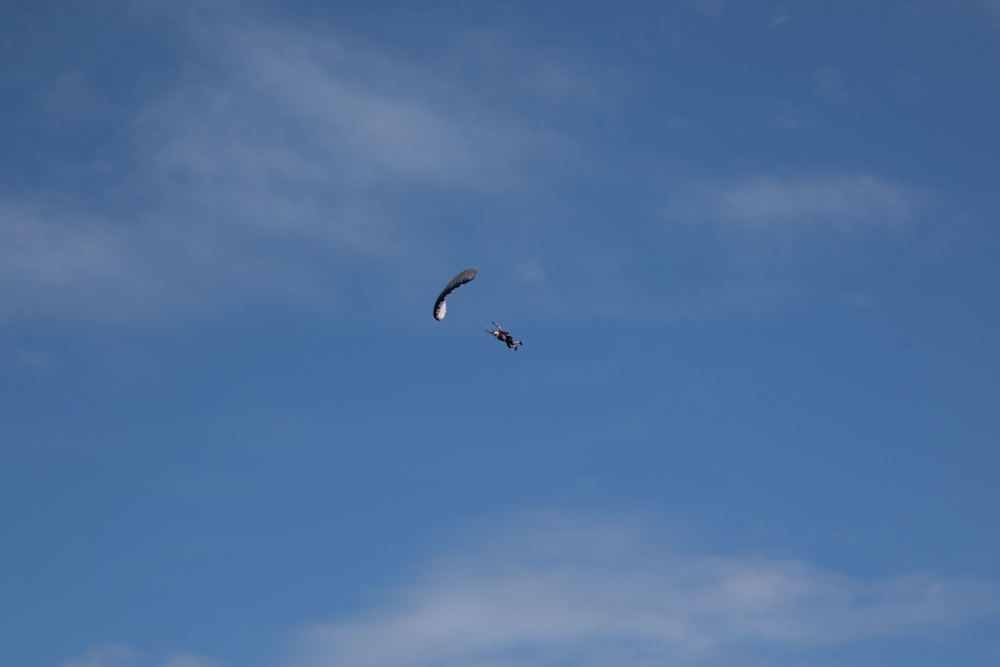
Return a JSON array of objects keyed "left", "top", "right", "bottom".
[
  {"left": 2, "top": 12, "right": 576, "bottom": 325},
  {"left": 134, "top": 23, "right": 540, "bottom": 206},
  {"left": 665, "top": 173, "right": 920, "bottom": 236},
  {"left": 161, "top": 655, "right": 221, "bottom": 667},
  {"left": 757, "top": 99, "right": 815, "bottom": 130},
  {"left": 818, "top": 66, "right": 849, "bottom": 101},
  {"left": 60, "top": 645, "right": 219, "bottom": 667},
  {"left": 768, "top": 12, "right": 793, "bottom": 27},
  {"left": 286, "top": 513, "right": 996, "bottom": 667},
  {"left": 61, "top": 645, "right": 138, "bottom": 667},
  {"left": 0, "top": 200, "right": 149, "bottom": 322}
]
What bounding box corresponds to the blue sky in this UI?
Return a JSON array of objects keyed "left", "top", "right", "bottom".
[{"left": 2, "top": 1, "right": 999, "bottom": 666}]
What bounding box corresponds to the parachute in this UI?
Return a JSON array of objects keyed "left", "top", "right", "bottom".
[{"left": 433, "top": 268, "right": 477, "bottom": 321}]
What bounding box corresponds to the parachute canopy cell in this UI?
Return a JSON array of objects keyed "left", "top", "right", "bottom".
[{"left": 433, "top": 268, "right": 477, "bottom": 320}]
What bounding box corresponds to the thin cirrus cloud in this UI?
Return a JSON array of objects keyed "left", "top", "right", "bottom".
[
  {"left": 286, "top": 514, "right": 996, "bottom": 667},
  {"left": 665, "top": 173, "right": 921, "bottom": 236},
  {"left": 0, "top": 201, "right": 151, "bottom": 322},
  {"left": 2, "top": 19, "right": 561, "bottom": 325},
  {"left": 130, "top": 22, "right": 552, "bottom": 232},
  {"left": 59, "top": 645, "right": 219, "bottom": 667}
]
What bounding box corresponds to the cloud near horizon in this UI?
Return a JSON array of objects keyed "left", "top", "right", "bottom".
[{"left": 285, "top": 514, "right": 996, "bottom": 667}]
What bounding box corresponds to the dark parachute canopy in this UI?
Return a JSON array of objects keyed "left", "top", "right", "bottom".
[{"left": 433, "top": 268, "right": 477, "bottom": 320}]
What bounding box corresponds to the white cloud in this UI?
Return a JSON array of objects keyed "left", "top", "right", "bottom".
[
  {"left": 60, "top": 647, "right": 219, "bottom": 667},
  {"left": 0, "top": 201, "right": 146, "bottom": 322},
  {"left": 642, "top": 172, "right": 930, "bottom": 320},
  {"left": 818, "top": 66, "right": 849, "bottom": 101},
  {"left": 665, "top": 173, "right": 920, "bottom": 236},
  {"left": 285, "top": 514, "right": 996, "bottom": 667},
  {"left": 1, "top": 12, "right": 579, "bottom": 326},
  {"left": 0, "top": 197, "right": 268, "bottom": 324},
  {"left": 128, "top": 21, "right": 553, "bottom": 238},
  {"left": 161, "top": 654, "right": 221, "bottom": 667},
  {"left": 141, "top": 33, "right": 486, "bottom": 194},
  {"left": 839, "top": 291, "right": 876, "bottom": 309},
  {"left": 768, "top": 12, "right": 792, "bottom": 27},
  {"left": 758, "top": 99, "right": 814, "bottom": 130},
  {"left": 0, "top": 203, "right": 127, "bottom": 286},
  {"left": 61, "top": 645, "right": 139, "bottom": 667},
  {"left": 8, "top": 347, "right": 57, "bottom": 373}
]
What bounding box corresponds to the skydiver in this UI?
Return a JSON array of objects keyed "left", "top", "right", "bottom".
[{"left": 486, "top": 322, "right": 522, "bottom": 350}]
